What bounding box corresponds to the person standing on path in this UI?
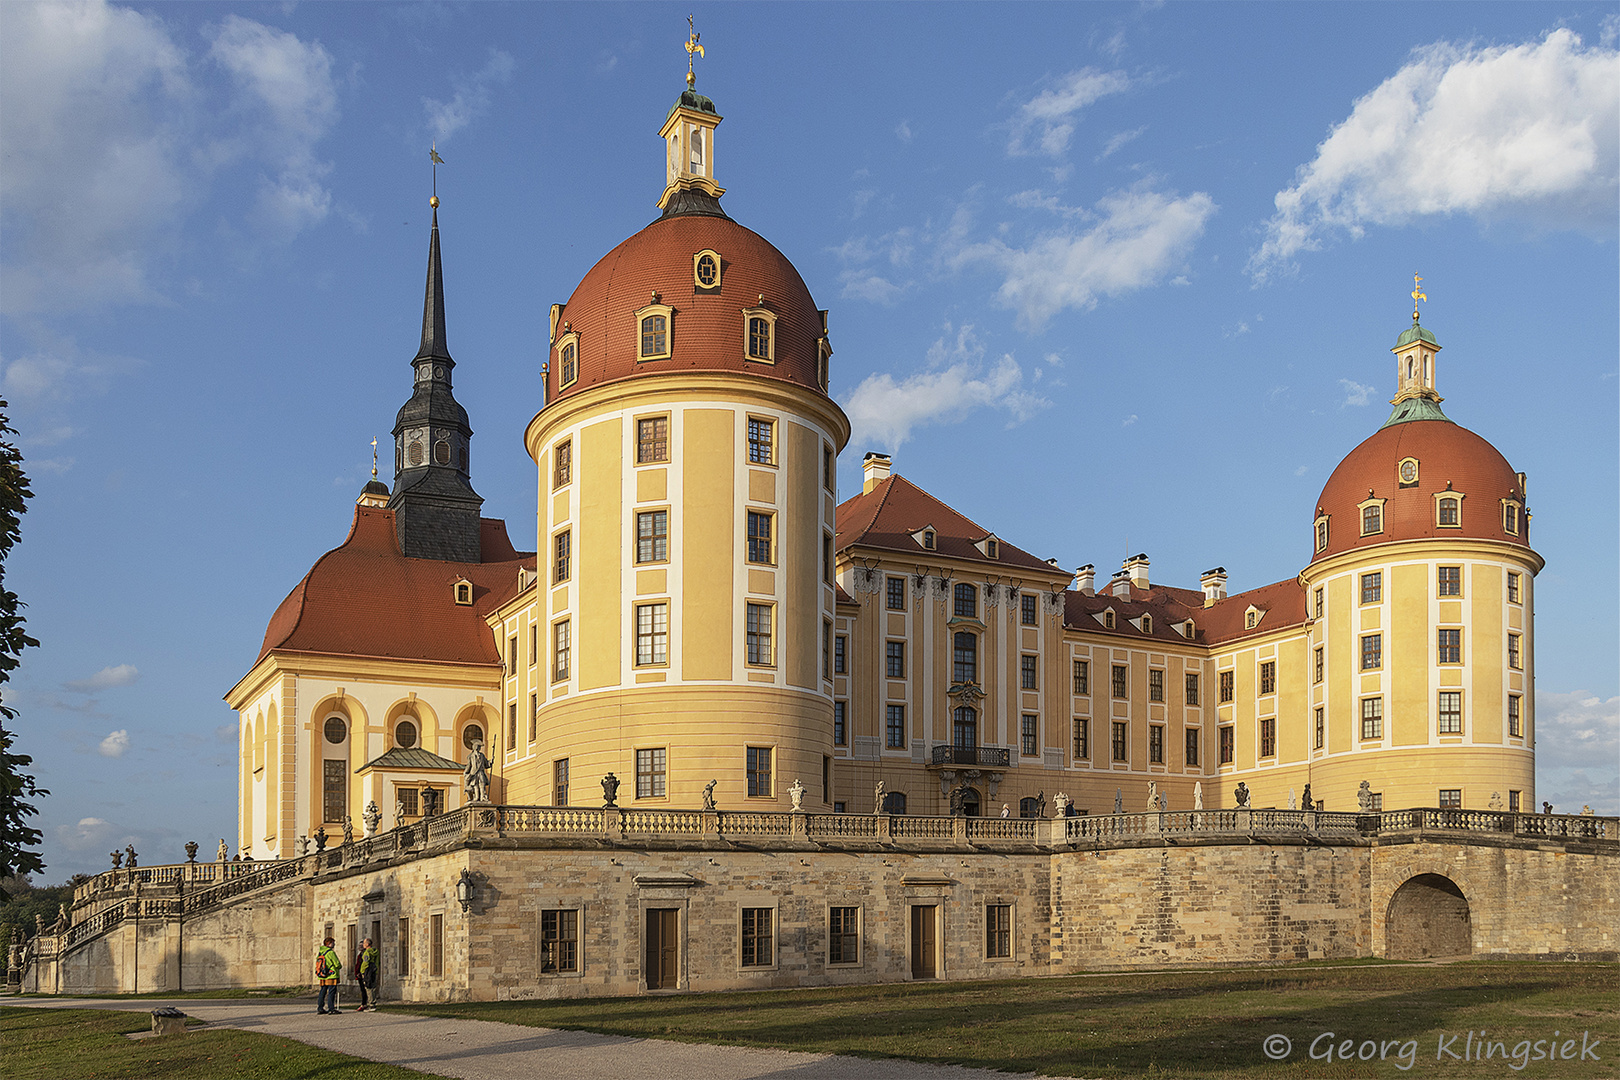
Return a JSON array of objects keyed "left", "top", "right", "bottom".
[
  {"left": 355, "top": 937, "right": 378, "bottom": 1011},
  {"left": 315, "top": 936, "right": 343, "bottom": 1014}
]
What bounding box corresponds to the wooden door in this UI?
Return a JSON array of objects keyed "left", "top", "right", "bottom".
[
  {"left": 910, "top": 905, "right": 937, "bottom": 978},
  {"left": 645, "top": 908, "right": 678, "bottom": 989}
]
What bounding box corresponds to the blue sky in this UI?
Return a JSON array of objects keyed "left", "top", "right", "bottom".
[{"left": 2, "top": 2, "right": 1615, "bottom": 879}]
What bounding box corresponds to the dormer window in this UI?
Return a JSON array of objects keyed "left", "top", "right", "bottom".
[
  {"left": 974, "top": 535, "right": 1001, "bottom": 559},
  {"left": 1436, "top": 493, "right": 1462, "bottom": 528},
  {"left": 918, "top": 528, "right": 936, "bottom": 550},
  {"left": 1104, "top": 609, "right": 1116, "bottom": 629},
  {"left": 453, "top": 579, "right": 473, "bottom": 605},
  {"left": 635, "top": 301, "right": 674, "bottom": 361},
  {"left": 694, "top": 250, "right": 721, "bottom": 291},
  {"left": 1181, "top": 620, "right": 1195, "bottom": 638},
  {"left": 556, "top": 330, "right": 580, "bottom": 389},
  {"left": 1358, "top": 496, "right": 1385, "bottom": 536},
  {"left": 742, "top": 305, "right": 777, "bottom": 363},
  {"left": 1140, "top": 614, "right": 1153, "bottom": 634},
  {"left": 1502, "top": 500, "right": 1520, "bottom": 535},
  {"left": 1245, "top": 607, "right": 1262, "bottom": 630},
  {"left": 1314, "top": 515, "right": 1329, "bottom": 552}
]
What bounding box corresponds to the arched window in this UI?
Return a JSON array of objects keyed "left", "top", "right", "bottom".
[
  {"left": 560, "top": 341, "right": 577, "bottom": 387},
  {"left": 394, "top": 718, "right": 418, "bottom": 749},
  {"left": 640, "top": 315, "right": 667, "bottom": 358},
  {"left": 1019, "top": 796, "right": 1042, "bottom": 818},
  {"left": 953, "top": 706, "right": 978, "bottom": 748},
  {"left": 952, "top": 632, "right": 977, "bottom": 684},
  {"left": 881, "top": 791, "right": 907, "bottom": 814},
  {"left": 1316, "top": 519, "right": 1329, "bottom": 551},
  {"left": 959, "top": 787, "right": 981, "bottom": 816},
  {"left": 922, "top": 530, "right": 935, "bottom": 550},
  {"left": 954, "top": 582, "right": 977, "bottom": 617},
  {"left": 747, "top": 316, "right": 771, "bottom": 360},
  {"left": 1438, "top": 497, "right": 1460, "bottom": 526},
  {"left": 689, "top": 126, "right": 705, "bottom": 174}
]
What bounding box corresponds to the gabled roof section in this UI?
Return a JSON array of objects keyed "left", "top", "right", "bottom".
[
  {"left": 256, "top": 505, "right": 534, "bottom": 667},
  {"left": 836, "top": 475, "right": 1057, "bottom": 573},
  {"left": 1064, "top": 585, "right": 1204, "bottom": 642},
  {"left": 1198, "top": 577, "right": 1308, "bottom": 644},
  {"left": 356, "top": 746, "right": 462, "bottom": 773}
]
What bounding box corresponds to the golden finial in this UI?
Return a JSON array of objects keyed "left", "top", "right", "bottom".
[
  {"left": 685, "top": 15, "right": 704, "bottom": 89},
  {"left": 371, "top": 438, "right": 379, "bottom": 479},
  {"left": 1411, "top": 273, "right": 1427, "bottom": 322},
  {"left": 429, "top": 144, "right": 445, "bottom": 208}
]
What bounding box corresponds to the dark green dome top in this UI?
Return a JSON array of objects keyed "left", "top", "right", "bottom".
[
  {"left": 1380, "top": 395, "right": 1451, "bottom": 429},
  {"left": 667, "top": 89, "right": 717, "bottom": 120},
  {"left": 1395, "top": 323, "right": 1438, "bottom": 349}
]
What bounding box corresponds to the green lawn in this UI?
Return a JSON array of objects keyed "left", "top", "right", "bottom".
[
  {"left": 0, "top": 1007, "right": 452, "bottom": 1080},
  {"left": 401, "top": 961, "right": 1619, "bottom": 1078}
]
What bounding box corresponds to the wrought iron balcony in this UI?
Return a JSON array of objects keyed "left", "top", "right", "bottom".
[{"left": 929, "top": 745, "right": 1010, "bottom": 767}]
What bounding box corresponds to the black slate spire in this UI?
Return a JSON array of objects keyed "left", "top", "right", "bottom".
[{"left": 387, "top": 200, "right": 483, "bottom": 562}]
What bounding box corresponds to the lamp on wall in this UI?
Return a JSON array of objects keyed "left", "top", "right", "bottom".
[{"left": 456, "top": 868, "right": 474, "bottom": 913}]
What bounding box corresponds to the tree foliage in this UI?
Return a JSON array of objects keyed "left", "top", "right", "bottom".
[{"left": 0, "top": 398, "right": 45, "bottom": 899}]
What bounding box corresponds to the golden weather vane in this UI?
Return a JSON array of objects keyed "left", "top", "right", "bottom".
[
  {"left": 685, "top": 14, "right": 705, "bottom": 88},
  {"left": 1411, "top": 273, "right": 1427, "bottom": 321},
  {"left": 429, "top": 143, "right": 445, "bottom": 208},
  {"left": 371, "top": 437, "right": 379, "bottom": 479}
]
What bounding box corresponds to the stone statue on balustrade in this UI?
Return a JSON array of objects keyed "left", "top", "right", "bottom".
[
  {"left": 789, "top": 779, "right": 806, "bottom": 811},
  {"left": 1194, "top": 782, "right": 1203, "bottom": 811},
  {"left": 313, "top": 826, "right": 329, "bottom": 853},
  {"left": 340, "top": 819, "right": 353, "bottom": 846},
  {"left": 601, "top": 772, "right": 620, "bottom": 808},
  {"left": 1034, "top": 791, "right": 1046, "bottom": 817},
  {"left": 1114, "top": 788, "right": 1123, "bottom": 814},
  {"left": 53, "top": 905, "right": 68, "bottom": 933},
  {"left": 1233, "top": 782, "right": 1251, "bottom": 809},
  {"left": 1301, "top": 784, "right": 1313, "bottom": 812},
  {"left": 873, "top": 779, "right": 886, "bottom": 814},
  {"left": 395, "top": 799, "right": 407, "bottom": 829},
  {"left": 296, "top": 835, "right": 309, "bottom": 857},
  {"left": 1053, "top": 792, "right": 1070, "bottom": 817},
  {"left": 217, "top": 839, "right": 229, "bottom": 862},
  {"left": 464, "top": 740, "right": 492, "bottom": 804},
  {"left": 1146, "top": 781, "right": 1158, "bottom": 812},
  {"left": 421, "top": 787, "right": 440, "bottom": 817},
  {"left": 702, "top": 779, "right": 717, "bottom": 811},
  {"left": 1357, "top": 780, "right": 1373, "bottom": 812},
  {"left": 110, "top": 850, "right": 122, "bottom": 870},
  {"left": 185, "top": 841, "right": 199, "bottom": 863},
  {"left": 124, "top": 844, "right": 138, "bottom": 868},
  {"left": 363, "top": 801, "right": 381, "bottom": 838},
  {"left": 1489, "top": 791, "right": 1503, "bottom": 810}
]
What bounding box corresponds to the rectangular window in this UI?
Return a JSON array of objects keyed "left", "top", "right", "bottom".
[
  {"left": 953, "top": 583, "right": 977, "bottom": 618},
  {"left": 1508, "top": 694, "right": 1521, "bottom": 737},
  {"left": 553, "top": 440, "right": 572, "bottom": 487},
  {"left": 553, "top": 758, "right": 569, "bottom": 807},
  {"left": 1259, "top": 718, "right": 1276, "bottom": 758},
  {"left": 430, "top": 913, "right": 444, "bottom": 977},
  {"left": 1185, "top": 672, "right": 1199, "bottom": 705},
  {"left": 508, "top": 634, "right": 518, "bottom": 674},
  {"left": 823, "top": 621, "right": 832, "bottom": 678},
  {"left": 886, "top": 704, "right": 905, "bottom": 749},
  {"left": 1020, "top": 593, "right": 1038, "bottom": 625},
  {"left": 640, "top": 314, "right": 667, "bottom": 357},
  {"left": 1147, "top": 669, "right": 1164, "bottom": 702},
  {"left": 886, "top": 576, "right": 906, "bottom": 610},
  {"left": 986, "top": 904, "right": 1011, "bottom": 959},
  {"left": 1073, "top": 660, "right": 1089, "bottom": 694},
  {"left": 1507, "top": 571, "right": 1521, "bottom": 604},
  {"left": 397, "top": 917, "right": 410, "bottom": 977},
  {"left": 823, "top": 756, "right": 831, "bottom": 804},
  {"left": 323, "top": 758, "right": 346, "bottom": 823},
  {"left": 952, "top": 632, "right": 977, "bottom": 684},
  {"left": 829, "top": 907, "right": 860, "bottom": 965},
  {"left": 746, "top": 746, "right": 772, "bottom": 797},
  {"left": 397, "top": 786, "right": 419, "bottom": 818},
  {"left": 637, "top": 510, "right": 669, "bottom": 563},
  {"left": 1437, "top": 565, "right": 1462, "bottom": 597},
  {"left": 823, "top": 446, "right": 835, "bottom": 492},
  {"left": 747, "top": 417, "right": 775, "bottom": 465},
  {"left": 741, "top": 908, "right": 773, "bottom": 967},
  {"left": 529, "top": 692, "right": 538, "bottom": 742},
  {"left": 1314, "top": 646, "right": 1324, "bottom": 684},
  {"left": 1314, "top": 587, "right": 1324, "bottom": 619},
  {"left": 1437, "top": 628, "right": 1462, "bottom": 664},
  {"left": 1361, "top": 697, "right": 1383, "bottom": 740},
  {"left": 1149, "top": 724, "right": 1164, "bottom": 763},
  {"left": 1021, "top": 714, "right": 1038, "bottom": 756},
  {"left": 746, "top": 603, "right": 773, "bottom": 666},
  {"left": 1219, "top": 671, "right": 1234, "bottom": 703},
  {"left": 1507, "top": 633, "right": 1521, "bottom": 670},
  {"left": 541, "top": 909, "right": 578, "bottom": 973},
  {"left": 1073, "top": 719, "right": 1089, "bottom": 760},
  {"left": 834, "top": 635, "right": 847, "bottom": 674},
  {"left": 1370, "top": 792, "right": 1384, "bottom": 811},
  {"left": 530, "top": 622, "right": 538, "bottom": 667},
  {"left": 1021, "top": 654, "right": 1039, "bottom": 690},
  {"left": 1362, "top": 504, "right": 1382, "bottom": 535},
  {"left": 636, "top": 747, "right": 667, "bottom": 798},
  {"left": 636, "top": 416, "right": 669, "bottom": 464},
  {"left": 1184, "top": 727, "right": 1199, "bottom": 767},
  {"left": 1361, "top": 571, "right": 1382, "bottom": 604},
  {"left": 1438, "top": 788, "right": 1462, "bottom": 809},
  {"left": 554, "top": 530, "right": 572, "bottom": 584},
  {"left": 1259, "top": 661, "right": 1276, "bottom": 695},
  {"left": 886, "top": 641, "right": 905, "bottom": 679},
  {"left": 553, "top": 620, "right": 571, "bottom": 682},
  {"left": 1509, "top": 790, "right": 1521, "bottom": 812},
  {"left": 1361, "top": 633, "right": 1382, "bottom": 670},
  {"left": 1111, "top": 665, "right": 1128, "bottom": 699},
  {"left": 833, "top": 701, "right": 847, "bottom": 746},
  {"left": 746, "top": 511, "right": 774, "bottom": 564},
  {"left": 1218, "top": 726, "right": 1234, "bottom": 765},
  {"left": 823, "top": 535, "right": 833, "bottom": 584},
  {"left": 1438, "top": 690, "right": 1463, "bottom": 734},
  {"left": 508, "top": 701, "right": 517, "bottom": 746},
  {"left": 1314, "top": 706, "right": 1325, "bottom": 750},
  {"left": 1111, "top": 721, "right": 1128, "bottom": 762},
  {"left": 636, "top": 602, "right": 669, "bottom": 666}
]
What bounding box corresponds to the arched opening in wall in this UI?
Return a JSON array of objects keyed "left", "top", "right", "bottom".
[{"left": 1387, "top": 874, "right": 1472, "bottom": 959}]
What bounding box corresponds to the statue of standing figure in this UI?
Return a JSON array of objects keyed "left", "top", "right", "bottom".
[
  {"left": 217, "top": 839, "right": 229, "bottom": 863},
  {"left": 702, "top": 779, "right": 718, "bottom": 811},
  {"left": 110, "top": 850, "right": 123, "bottom": 870},
  {"left": 1357, "top": 780, "right": 1373, "bottom": 812},
  {"left": 873, "top": 779, "right": 886, "bottom": 815},
  {"left": 1302, "top": 783, "right": 1313, "bottom": 812},
  {"left": 1145, "top": 781, "right": 1158, "bottom": 812},
  {"left": 341, "top": 818, "right": 354, "bottom": 846},
  {"left": 1114, "top": 788, "right": 1123, "bottom": 814},
  {"left": 296, "top": 835, "right": 309, "bottom": 857},
  {"left": 1193, "top": 782, "right": 1204, "bottom": 811},
  {"left": 464, "top": 740, "right": 492, "bottom": 804},
  {"left": 1288, "top": 787, "right": 1297, "bottom": 811},
  {"left": 124, "top": 844, "right": 138, "bottom": 869}
]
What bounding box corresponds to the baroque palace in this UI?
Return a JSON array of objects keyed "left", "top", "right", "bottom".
[{"left": 20, "top": 61, "right": 1613, "bottom": 1005}]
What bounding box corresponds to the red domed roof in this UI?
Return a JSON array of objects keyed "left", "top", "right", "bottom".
[
  {"left": 1312, "top": 418, "right": 1529, "bottom": 563},
  {"left": 546, "top": 214, "right": 826, "bottom": 404}
]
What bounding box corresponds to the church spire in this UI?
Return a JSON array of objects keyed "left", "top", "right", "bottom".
[
  {"left": 416, "top": 200, "right": 451, "bottom": 364},
  {"left": 1381, "top": 273, "right": 1449, "bottom": 429}
]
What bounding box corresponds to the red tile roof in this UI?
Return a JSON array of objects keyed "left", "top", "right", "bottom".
[
  {"left": 1062, "top": 575, "right": 1305, "bottom": 647},
  {"left": 256, "top": 506, "right": 534, "bottom": 667},
  {"left": 835, "top": 475, "right": 1060, "bottom": 574}
]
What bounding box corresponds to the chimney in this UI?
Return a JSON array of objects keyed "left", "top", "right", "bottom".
[
  {"left": 862, "top": 452, "right": 892, "bottom": 494},
  {"left": 1124, "top": 552, "right": 1150, "bottom": 589},
  {"left": 1074, "top": 564, "right": 1096, "bottom": 595},
  {"left": 1109, "top": 570, "right": 1132, "bottom": 598},
  {"left": 1200, "top": 566, "right": 1228, "bottom": 607}
]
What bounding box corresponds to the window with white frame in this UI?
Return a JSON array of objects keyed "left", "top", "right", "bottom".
[{"left": 635, "top": 603, "right": 668, "bottom": 666}]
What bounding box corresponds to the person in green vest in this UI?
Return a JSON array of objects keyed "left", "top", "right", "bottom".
[
  {"left": 315, "top": 936, "right": 343, "bottom": 1014},
  {"left": 355, "top": 937, "right": 379, "bottom": 1011}
]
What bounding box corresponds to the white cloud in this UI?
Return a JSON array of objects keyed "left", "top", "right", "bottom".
[
  {"left": 1339, "top": 378, "right": 1376, "bottom": 407},
  {"left": 839, "top": 270, "right": 908, "bottom": 306},
  {"left": 895, "top": 119, "right": 913, "bottom": 143},
  {"left": 842, "top": 326, "right": 1049, "bottom": 452},
  {"left": 1, "top": 333, "right": 139, "bottom": 408},
  {"left": 956, "top": 186, "right": 1216, "bottom": 330},
  {"left": 423, "top": 49, "right": 515, "bottom": 144},
  {"left": 1098, "top": 125, "right": 1146, "bottom": 160},
  {"left": 1294, "top": 465, "right": 1309, "bottom": 476},
  {"left": 1534, "top": 690, "right": 1619, "bottom": 814},
  {"left": 1122, "top": 414, "right": 1138, "bottom": 427},
  {"left": 65, "top": 664, "right": 140, "bottom": 692},
  {"left": 1251, "top": 29, "right": 1620, "bottom": 280},
  {"left": 1009, "top": 68, "right": 1132, "bottom": 156},
  {"left": 99, "top": 730, "right": 131, "bottom": 758},
  {"left": 54, "top": 816, "right": 119, "bottom": 852}
]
